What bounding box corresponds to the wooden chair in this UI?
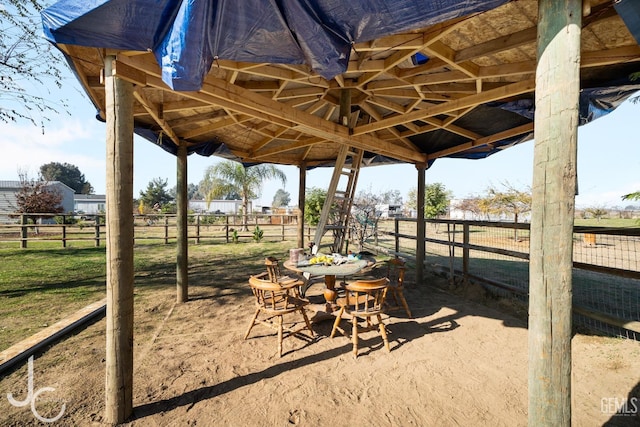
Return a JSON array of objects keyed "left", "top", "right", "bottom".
[
  {"left": 330, "top": 277, "right": 390, "bottom": 358},
  {"left": 263, "top": 256, "right": 305, "bottom": 297},
  {"left": 385, "top": 258, "right": 412, "bottom": 318},
  {"left": 244, "top": 275, "right": 315, "bottom": 357}
]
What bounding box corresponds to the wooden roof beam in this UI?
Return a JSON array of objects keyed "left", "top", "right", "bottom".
[
  {"left": 426, "top": 123, "right": 534, "bottom": 160},
  {"left": 354, "top": 79, "right": 535, "bottom": 135},
  {"left": 132, "top": 88, "right": 180, "bottom": 145}
]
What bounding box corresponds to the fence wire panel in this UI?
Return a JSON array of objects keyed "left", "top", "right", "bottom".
[{"left": 373, "top": 219, "right": 640, "bottom": 340}]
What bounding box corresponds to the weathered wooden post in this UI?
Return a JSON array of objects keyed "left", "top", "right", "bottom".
[
  {"left": 195, "top": 214, "right": 201, "bottom": 244},
  {"left": 104, "top": 54, "right": 134, "bottom": 425},
  {"left": 62, "top": 219, "right": 67, "bottom": 248},
  {"left": 297, "top": 164, "right": 306, "bottom": 249},
  {"left": 20, "top": 214, "right": 27, "bottom": 249},
  {"left": 95, "top": 215, "right": 101, "bottom": 247},
  {"left": 529, "top": 1, "right": 581, "bottom": 425},
  {"left": 415, "top": 163, "right": 426, "bottom": 284},
  {"left": 176, "top": 143, "right": 188, "bottom": 303}
]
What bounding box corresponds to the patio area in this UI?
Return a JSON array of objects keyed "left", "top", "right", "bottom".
[{"left": 1, "top": 263, "right": 638, "bottom": 426}]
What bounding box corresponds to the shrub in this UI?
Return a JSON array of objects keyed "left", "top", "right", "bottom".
[{"left": 252, "top": 225, "right": 264, "bottom": 243}]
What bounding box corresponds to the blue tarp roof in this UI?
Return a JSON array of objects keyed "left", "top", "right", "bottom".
[
  {"left": 42, "top": 0, "right": 507, "bottom": 90},
  {"left": 40, "top": 1, "right": 640, "bottom": 165}
]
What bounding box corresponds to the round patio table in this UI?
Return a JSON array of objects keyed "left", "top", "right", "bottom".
[{"left": 283, "top": 258, "right": 372, "bottom": 311}]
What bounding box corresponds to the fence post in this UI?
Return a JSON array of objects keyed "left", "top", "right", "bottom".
[
  {"left": 164, "top": 215, "right": 169, "bottom": 244},
  {"left": 62, "top": 219, "right": 67, "bottom": 248},
  {"left": 95, "top": 215, "right": 101, "bottom": 247},
  {"left": 196, "top": 214, "right": 201, "bottom": 244},
  {"left": 225, "top": 215, "right": 230, "bottom": 243},
  {"left": 20, "top": 214, "right": 27, "bottom": 249},
  {"left": 394, "top": 218, "right": 400, "bottom": 255},
  {"left": 281, "top": 221, "right": 285, "bottom": 241},
  {"left": 463, "top": 223, "right": 470, "bottom": 281}
]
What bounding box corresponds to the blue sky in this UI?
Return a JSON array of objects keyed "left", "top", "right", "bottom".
[{"left": 1, "top": 63, "right": 639, "bottom": 210}]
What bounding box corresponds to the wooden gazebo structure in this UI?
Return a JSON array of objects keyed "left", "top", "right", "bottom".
[{"left": 41, "top": 0, "right": 640, "bottom": 424}]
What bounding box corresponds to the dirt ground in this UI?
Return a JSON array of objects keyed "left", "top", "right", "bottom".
[{"left": 1, "top": 271, "right": 639, "bottom": 426}]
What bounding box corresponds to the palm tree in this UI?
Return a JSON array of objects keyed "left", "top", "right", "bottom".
[{"left": 201, "top": 161, "right": 287, "bottom": 230}]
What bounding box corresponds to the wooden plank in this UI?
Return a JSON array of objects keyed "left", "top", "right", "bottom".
[
  {"left": 528, "top": 1, "right": 581, "bottom": 426},
  {"left": 0, "top": 299, "right": 106, "bottom": 374}
]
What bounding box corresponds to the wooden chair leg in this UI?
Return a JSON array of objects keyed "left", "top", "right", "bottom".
[
  {"left": 330, "top": 307, "right": 345, "bottom": 338},
  {"left": 244, "top": 308, "right": 260, "bottom": 340},
  {"left": 352, "top": 316, "right": 359, "bottom": 358},
  {"left": 377, "top": 314, "right": 390, "bottom": 352},
  {"left": 398, "top": 292, "right": 412, "bottom": 318},
  {"left": 300, "top": 308, "right": 314, "bottom": 337},
  {"left": 277, "top": 315, "right": 284, "bottom": 357}
]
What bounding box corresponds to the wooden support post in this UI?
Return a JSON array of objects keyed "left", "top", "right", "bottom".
[
  {"left": 195, "top": 214, "right": 201, "bottom": 244},
  {"left": 529, "top": 1, "right": 581, "bottom": 426},
  {"left": 297, "top": 164, "right": 306, "bottom": 249},
  {"left": 20, "top": 214, "right": 27, "bottom": 249},
  {"left": 339, "top": 88, "right": 351, "bottom": 128},
  {"left": 104, "top": 54, "right": 134, "bottom": 425},
  {"left": 415, "top": 164, "right": 426, "bottom": 285},
  {"left": 95, "top": 216, "right": 101, "bottom": 247},
  {"left": 394, "top": 218, "right": 400, "bottom": 255},
  {"left": 62, "top": 222, "right": 66, "bottom": 248},
  {"left": 463, "top": 223, "right": 470, "bottom": 280},
  {"left": 163, "top": 216, "right": 169, "bottom": 244},
  {"left": 176, "top": 143, "right": 188, "bottom": 303}
]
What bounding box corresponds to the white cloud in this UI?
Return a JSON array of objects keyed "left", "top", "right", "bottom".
[{"left": 0, "top": 120, "right": 105, "bottom": 190}]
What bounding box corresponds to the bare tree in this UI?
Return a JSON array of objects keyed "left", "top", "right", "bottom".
[
  {"left": 1, "top": 1, "right": 70, "bottom": 125},
  {"left": 348, "top": 189, "right": 382, "bottom": 252},
  {"left": 12, "top": 170, "right": 64, "bottom": 232}
]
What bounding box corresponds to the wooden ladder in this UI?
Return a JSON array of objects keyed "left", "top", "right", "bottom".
[{"left": 313, "top": 145, "right": 364, "bottom": 254}]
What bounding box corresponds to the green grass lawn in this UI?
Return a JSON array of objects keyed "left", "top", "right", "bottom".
[
  {"left": 574, "top": 218, "right": 639, "bottom": 228},
  {"left": 0, "top": 240, "right": 299, "bottom": 351}
]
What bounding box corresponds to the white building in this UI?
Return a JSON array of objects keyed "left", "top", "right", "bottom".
[
  {"left": 188, "top": 199, "right": 250, "bottom": 214},
  {"left": 74, "top": 194, "right": 106, "bottom": 215},
  {"left": 0, "top": 180, "right": 75, "bottom": 222}
]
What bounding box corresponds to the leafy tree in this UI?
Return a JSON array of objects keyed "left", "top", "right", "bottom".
[
  {"left": 452, "top": 197, "right": 484, "bottom": 220},
  {"left": 13, "top": 171, "right": 63, "bottom": 229},
  {"left": 622, "top": 191, "right": 640, "bottom": 201},
  {"left": 1, "top": 1, "right": 70, "bottom": 125},
  {"left": 304, "top": 187, "right": 328, "bottom": 226},
  {"left": 272, "top": 189, "right": 291, "bottom": 208},
  {"left": 585, "top": 207, "right": 608, "bottom": 221},
  {"left": 139, "top": 177, "right": 173, "bottom": 209},
  {"left": 485, "top": 183, "right": 532, "bottom": 223},
  {"left": 379, "top": 189, "right": 403, "bottom": 205},
  {"left": 170, "top": 183, "right": 201, "bottom": 200},
  {"left": 483, "top": 182, "right": 532, "bottom": 240},
  {"left": 40, "top": 162, "right": 93, "bottom": 194},
  {"left": 408, "top": 182, "right": 451, "bottom": 219},
  {"left": 200, "top": 161, "right": 286, "bottom": 230}
]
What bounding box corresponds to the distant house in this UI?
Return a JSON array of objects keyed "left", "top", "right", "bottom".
[
  {"left": 188, "top": 199, "right": 250, "bottom": 214},
  {"left": 0, "top": 180, "right": 75, "bottom": 213},
  {"left": 0, "top": 180, "right": 75, "bottom": 222},
  {"left": 375, "top": 204, "right": 403, "bottom": 218},
  {"left": 74, "top": 194, "right": 106, "bottom": 215}
]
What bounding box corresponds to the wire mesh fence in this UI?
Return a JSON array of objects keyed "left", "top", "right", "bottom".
[{"left": 373, "top": 218, "right": 640, "bottom": 340}]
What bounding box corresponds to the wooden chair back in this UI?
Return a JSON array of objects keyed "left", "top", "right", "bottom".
[
  {"left": 343, "top": 278, "right": 390, "bottom": 316},
  {"left": 386, "top": 258, "right": 405, "bottom": 289},
  {"left": 248, "top": 274, "right": 295, "bottom": 311},
  {"left": 264, "top": 256, "right": 283, "bottom": 283}
]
